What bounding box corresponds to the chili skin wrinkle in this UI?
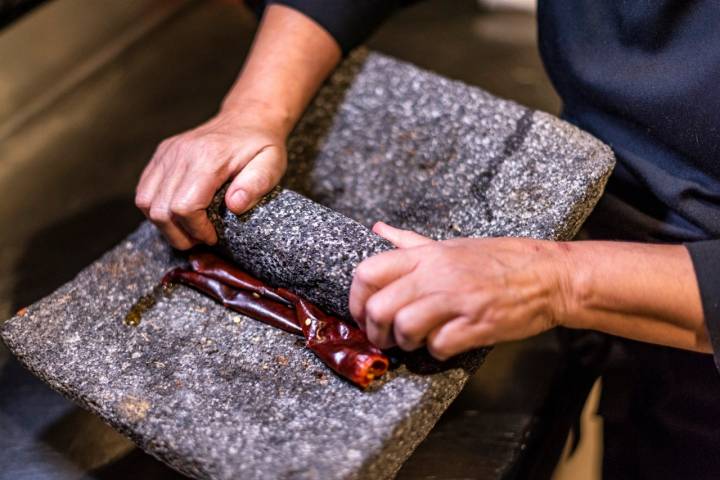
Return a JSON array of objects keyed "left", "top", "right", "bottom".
[
  {"left": 162, "top": 268, "right": 302, "bottom": 335},
  {"left": 188, "top": 251, "right": 292, "bottom": 307},
  {"left": 162, "top": 253, "right": 389, "bottom": 388}
]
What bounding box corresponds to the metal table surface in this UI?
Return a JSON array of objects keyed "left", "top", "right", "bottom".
[{"left": 0, "top": 1, "right": 585, "bottom": 478}]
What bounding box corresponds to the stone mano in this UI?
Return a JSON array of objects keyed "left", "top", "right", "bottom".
[{"left": 1, "top": 50, "right": 614, "bottom": 480}]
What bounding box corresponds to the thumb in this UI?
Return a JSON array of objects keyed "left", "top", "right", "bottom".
[
  {"left": 372, "top": 221, "right": 433, "bottom": 248},
  {"left": 225, "top": 145, "right": 286, "bottom": 214}
]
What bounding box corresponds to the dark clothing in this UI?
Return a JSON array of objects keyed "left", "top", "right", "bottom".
[
  {"left": 535, "top": 2, "right": 720, "bottom": 370},
  {"left": 256, "top": 0, "right": 418, "bottom": 54},
  {"left": 578, "top": 194, "right": 720, "bottom": 479},
  {"left": 256, "top": 0, "right": 720, "bottom": 477}
]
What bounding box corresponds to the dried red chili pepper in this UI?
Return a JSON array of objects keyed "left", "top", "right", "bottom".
[
  {"left": 188, "top": 252, "right": 291, "bottom": 307},
  {"left": 162, "top": 268, "right": 302, "bottom": 335},
  {"left": 278, "top": 288, "right": 389, "bottom": 389},
  {"left": 163, "top": 253, "right": 389, "bottom": 388}
]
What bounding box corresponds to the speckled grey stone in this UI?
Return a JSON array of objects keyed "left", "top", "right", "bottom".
[
  {"left": 1, "top": 50, "right": 614, "bottom": 480},
  {"left": 283, "top": 51, "right": 614, "bottom": 242},
  {"left": 209, "top": 187, "right": 393, "bottom": 321}
]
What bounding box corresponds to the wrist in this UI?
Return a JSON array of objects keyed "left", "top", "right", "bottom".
[
  {"left": 219, "top": 96, "right": 295, "bottom": 138},
  {"left": 549, "top": 241, "right": 588, "bottom": 329}
]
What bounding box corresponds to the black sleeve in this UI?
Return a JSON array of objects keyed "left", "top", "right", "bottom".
[
  {"left": 250, "top": 0, "right": 418, "bottom": 55},
  {"left": 686, "top": 240, "right": 720, "bottom": 371}
]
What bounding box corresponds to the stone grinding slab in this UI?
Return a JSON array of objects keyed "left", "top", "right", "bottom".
[{"left": 1, "top": 50, "right": 614, "bottom": 480}]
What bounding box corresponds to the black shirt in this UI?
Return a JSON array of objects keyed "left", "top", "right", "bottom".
[{"left": 260, "top": 0, "right": 720, "bottom": 367}]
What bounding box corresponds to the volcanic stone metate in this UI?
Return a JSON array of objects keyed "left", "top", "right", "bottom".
[{"left": 1, "top": 50, "right": 614, "bottom": 480}]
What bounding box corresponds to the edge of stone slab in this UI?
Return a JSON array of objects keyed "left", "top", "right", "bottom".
[
  {"left": 0, "top": 225, "right": 209, "bottom": 478},
  {"left": 530, "top": 110, "right": 615, "bottom": 240},
  {"left": 356, "top": 349, "right": 490, "bottom": 480}
]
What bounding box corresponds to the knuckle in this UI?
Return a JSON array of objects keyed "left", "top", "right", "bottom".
[
  {"left": 378, "top": 338, "right": 396, "bottom": 350},
  {"left": 394, "top": 313, "right": 418, "bottom": 342},
  {"left": 149, "top": 206, "right": 171, "bottom": 223},
  {"left": 353, "top": 261, "right": 375, "bottom": 285},
  {"left": 395, "top": 331, "right": 419, "bottom": 351},
  {"left": 154, "top": 138, "right": 176, "bottom": 158},
  {"left": 200, "top": 158, "right": 229, "bottom": 176},
  {"left": 427, "top": 339, "right": 452, "bottom": 361},
  {"left": 171, "top": 201, "right": 200, "bottom": 217},
  {"left": 371, "top": 327, "right": 395, "bottom": 349},
  {"left": 464, "top": 292, "right": 488, "bottom": 315},
  {"left": 480, "top": 307, "right": 501, "bottom": 327},
  {"left": 271, "top": 148, "right": 288, "bottom": 169},
  {"left": 365, "top": 297, "right": 389, "bottom": 326},
  {"left": 365, "top": 300, "right": 381, "bottom": 323},
  {"left": 135, "top": 193, "right": 151, "bottom": 210},
  {"left": 246, "top": 169, "right": 275, "bottom": 193}
]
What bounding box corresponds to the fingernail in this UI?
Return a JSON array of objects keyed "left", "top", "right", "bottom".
[{"left": 230, "top": 189, "right": 249, "bottom": 211}]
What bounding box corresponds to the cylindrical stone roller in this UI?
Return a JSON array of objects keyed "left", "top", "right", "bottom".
[{"left": 208, "top": 187, "right": 393, "bottom": 320}]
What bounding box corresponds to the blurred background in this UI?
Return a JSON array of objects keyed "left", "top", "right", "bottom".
[{"left": 0, "top": 1, "right": 599, "bottom": 479}]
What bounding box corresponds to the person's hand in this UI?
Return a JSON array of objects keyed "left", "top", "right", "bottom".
[
  {"left": 349, "top": 222, "right": 573, "bottom": 360},
  {"left": 135, "top": 1, "right": 342, "bottom": 250},
  {"left": 135, "top": 107, "right": 288, "bottom": 250}
]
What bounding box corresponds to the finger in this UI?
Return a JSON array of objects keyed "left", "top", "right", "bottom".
[
  {"left": 349, "top": 249, "right": 421, "bottom": 325},
  {"left": 225, "top": 145, "right": 286, "bottom": 214},
  {"left": 173, "top": 209, "right": 217, "bottom": 246},
  {"left": 149, "top": 160, "right": 196, "bottom": 250},
  {"left": 364, "top": 274, "right": 424, "bottom": 335},
  {"left": 393, "top": 292, "right": 460, "bottom": 351},
  {"left": 135, "top": 146, "right": 169, "bottom": 215},
  {"left": 364, "top": 311, "right": 397, "bottom": 350},
  {"left": 372, "top": 222, "right": 433, "bottom": 248},
  {"left": 170, "top": 166, "right": 225, "bottom": 245},
  {"left": 427, "top": 317, "right": 494, "bottom": 361},
  {"left": 135, "top": 165, "right": 159, "bottom": 215},
  {"left": 364, "top": 276, "right": 420, "bottom": 349},
  {"left": 149, "top": 205, "right": 196, "bottom": 250}
]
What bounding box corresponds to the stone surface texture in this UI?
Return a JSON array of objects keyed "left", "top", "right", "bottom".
[
  {"left": 1, "top": 50, "right": 614, "bottom": 480},
  {"left": 210, "top": 187, "right": 393, "bottom": 321}
]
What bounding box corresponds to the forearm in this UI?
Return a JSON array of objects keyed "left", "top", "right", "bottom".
[
  {"left": 561, "top": 241, "right": 710, "bottom": 353},
  {"left": 221, "top": 4, "right": 342, "bottom": 136}
]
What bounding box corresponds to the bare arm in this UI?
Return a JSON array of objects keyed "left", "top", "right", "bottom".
[
  {"left": 135, "top": 4, "right": 341, "bottom": 249},
  {"left": 349, "top": 223, "right": 709, "bottom": 359},
  {"left": 222, "top": 4, "right": 342, "bottom": 133},
  {"left": 561, "top": 241, "right": 708, "bottom": 353}
]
